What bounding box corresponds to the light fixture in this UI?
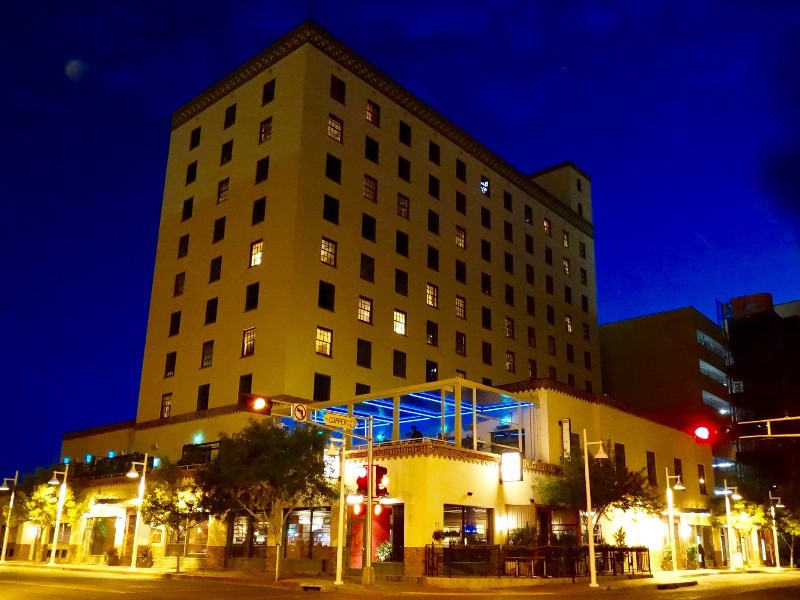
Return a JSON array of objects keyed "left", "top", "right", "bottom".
[
  {"left": 731, "top": 491, "right": 742, "bottom": 501},
  {"left": 0, "top": 482, "right": 8, "bottom": 492},
  {"left": 126, "top": 465, "right": 140, "bottom": 479},
  {"left": 325, "top": 440, "right": 339, "bottom": 456},
  {"left": 776, "top": 500, "right": 785, "bottom": 509},
  {"left": 593, "top": 445, "right": 608, "bottom": 461},
  {"left": 47, "top": 472, "right": 60, "bottom": 486},
  {"left": 674, "top": 478, "right": 686, "bottom": 491}
]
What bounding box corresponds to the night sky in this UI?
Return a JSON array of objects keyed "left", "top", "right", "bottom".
[{"left": 2, "top": 1, "right": 798, "bottom": 479}]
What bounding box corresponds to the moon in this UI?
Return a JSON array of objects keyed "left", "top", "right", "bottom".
[{"left": 65, "top": 59, "right": 87, "bottom": 82}]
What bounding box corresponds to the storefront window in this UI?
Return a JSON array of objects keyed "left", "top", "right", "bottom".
[
  {"left": 166, "top": 520, "right": 208, "bottom": 556},
  {"left": 443, "top": 504, "right": 493, "bottom": 545},
  {"left": 229, "top": 515, "right": 268, "bottom": 558},
  {"left": 285, "top": 508, "right": 331, "bottom": 559}
]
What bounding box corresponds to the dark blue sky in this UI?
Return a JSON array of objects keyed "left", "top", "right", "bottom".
[{"left": 2, "top": 1, "right": 798, "bottom": 479}]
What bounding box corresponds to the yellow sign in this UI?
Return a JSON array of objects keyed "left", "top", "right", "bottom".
[
  {"left": 292, "top": 404, "right": 308, "bottom": 422},
  {"left": 323, "top": 412, "right": 357, "bottom": 429}
]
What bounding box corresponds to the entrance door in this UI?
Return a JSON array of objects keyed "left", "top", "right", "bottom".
[{"left": 90, "top": 517, "right": 117, "bottom": 556}]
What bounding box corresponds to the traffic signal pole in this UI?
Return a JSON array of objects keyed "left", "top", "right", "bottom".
[{"left": 363, "top": 416, "right": 375, "bottom": 585}]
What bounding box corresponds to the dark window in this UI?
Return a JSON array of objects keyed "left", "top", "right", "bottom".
[
  {"left": 578, "top": 203, "right": 584, "bottom": 217},
  {"left": 395, "top": 269, "right": 408, "bottom": 296},
  {"left": 185, "top": 161, "right": 197, "bottom": 185},
  {"left": 698, "top": 464, "right": 707, "bottom": 495},
  {"left": 504, "top": 284, "right": 514, "bottom": 307},
  {"left": 549, "top": 366, "right": 557, "bottom": 380},
  {"left": 427, "top": 210, "right": 440, "bottom": 235},
  {"left": 365, "top": 136, "right": 379, "bottom": 163},
  {"left": 456, "top": 159, "right": 466, "bottom": 182},
  {"left": 584, "top": 351, "right": 592, "bottom": 370},
  {"left": 262, "top": 79, "right": 276, "bottom": 105},
  {"left": 164, "top": 352, "right": 176, "bottom": 378},
  {"left": 480, "top": 207, "right": 491, "bottom": 229},
  {"left": 255, "top": 156, "right": 270, "bottom": 183},
  {"left": 567, "top": 344, "right": 575, "bottom": 363},
  {"left": 322, "top": 195, "right": 339, "bottom": 224},
  {"left": 546, "top": 305, "right": 555, "bottom": 325},
  {"left": 546, "top": 276, "right": 554, "bottom": 295},
  {"left": 525, "top": 234, "right": 534, "bottom": 254},
  {"left": 429, "top": 141, "right": 440, "bottom": 164},
  {"left": 427, "top": 246, "right": 439, "bottom": 271},
  {"left": 197, "top": 384, "right": 210, "bottom": 412},
  {"left": 478, "top": 238, "right": 490, "bottom": 262},
  {"left": 503, "top": 191, "right": 513, "bottom": 212},
  {"left": 481, "top": 272, "right": 491, "bottom": 295},
  {"left": 313, "top": 373, "right": 332, "bottom": 402},
  {"left": 224, "top": 104, "right": 237, "bottom": 128},
  {"left": 526, "top": 264, "right": 535, "bottom": 284},
  {"left": 545, "top": 246, "right": 553, "bottom": 265},
  {"left": 428, "top": 175, "right": 440, "bottom": 199},
  {"left": 526, "top": 295, "right": 535, "bottom": 316},
  {"left": 579, "top": 241, "right": 587, "bottom": 259},
  {"left": 325, "top": 154, "right": 341, "bottom": 183},
  {"left": 245, "top": 282, "right": 259, "bottom": 311},
  {"left": 361, "top": 214, "right": 376, "bottom": 242},
  {"left": 399, "top": 121, "right": 411, "bottom": 145},
  {"left": 213, "top": 217, "right": 226, "bottom": 243},
  {"left": 356, "top": 339, "right": 372, "bottom": 368},
  {"left": 181, "top": 197, "right": 193, "bottom": 221},
  {"left": 504, "top": 252, "right": 514, "bottom": 274},
  {"left": 220, "top": 140, "right": 233, "bottom": 165},
  {"left": 360, "top": 254, "right": 375, "bottom": 282},
  {"left": 482, "top": 341, "right": 492, "bottom": 365},
  {"left": 189, "top": 127, "right": 201, "bottom": 149},
  {"left": 527, "top": 326, "right": 536, "bottom": 348},
  {"left": 318, "top": 281, "right": 335, "bottom": 311},
  {"left": 580, "top": 268, "right": 588, "bottom": 285},
  {"left": 425, "top": 360, "right": 438, "bottom": 383},
  {"left": 355, "top": 383, "right": 371, "bottom": 395},
  {"left": 205, "top": 298, "right": 218, "bottom": 325},
  {"left": 169, "top": 311, "right": 181, "bottom": 336},
  {"left": 547, "top": 336, "right": 556, "bottom": 356},
  {"left": 393, "top": 350, "right": 407, "bottom": 378},
  {"left": 209, "top": 256, "right": 222, "bottom": 283},
  {"left": 330, "top": 75, "right": 346, "bottom": 104},
  {"left": 586, "top": 380, "right": 593, "bottom": 393},
  {"left": 239, "top": 373, "right": 253, "bottom": 394},
  {"left": 646, "top": 451, "right": 657, "bottom": 486},
  {"left": 426, "top": 321, "right": 439, "bottom": 346},
  {"left": 576, "top": 177, "right": 582, "bottom": 192},
  {"left": 455, "top": 191, "right": 466, "bottom": 215},
  {"left": 481, "top": 307, "right": 492, "bottom": 330},
  {"left": 613, "top": 443, "right": 626, "bottom": 472},
  {"left": 398, "top": 156, "right": 411, "bottom": 182},
  {"left": 455, "top": 259, "right": 467, "bottom": 283},
  {"left": 673, "top": 458, "right": 683, "bottom": 479},
  {"left": 252, "top": 197, "right": 266, "bottom": 224},
  {"left": 504, "top": 221, "right": 513, "bottom": 242},
  {"left": 455, "top": 331, "right": 467, "bottom": 356},
  {"left": 173, "top": 272, "right": 185, "bottom": 297},
  {"left": 396, "top": 230, "right": 409, "bottom": 257},
  {"left": 524, "top": 204, "right": 533, "bottom": 224},
  {"left": 581, "top": 295, "right": 589, "bottom": 313},
  {"left": 565, "top": 286, "right": 573, "bottom": 304}
]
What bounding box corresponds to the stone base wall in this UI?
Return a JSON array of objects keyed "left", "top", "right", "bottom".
[
  {"left": 404, "top": 546, "right": 425, "bottom": 577},
  {"left": 206, "top": 545, "right": 225, "bottom": 569}
]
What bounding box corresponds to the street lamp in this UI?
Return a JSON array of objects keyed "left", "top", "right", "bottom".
[
  {"left": 326, "top": 440, "right": 347, "bottom": 585},
  {"left": 665, "top": 469, "right": 685, "bottom": 573},
  {"left": 722, "top": 479, "right": 742, "bottom": 571},
  {"left": 582, "top": 428, "right": 608, "bottom": 588},
  {"left": 769, "top": 490, "right": 784, "bottom": 570},
  {"left": 0, "top": 471, "right": 18, "bottom": 563},
  {"left": 47, "top": 464, "right": 69, "bottom": 566},
  {"left": 126, "top": 453, "right": 149, "bottom": 569}
]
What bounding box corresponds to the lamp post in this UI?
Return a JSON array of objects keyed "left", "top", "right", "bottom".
[
  {"left": 125, "top": 453, "right": 149, "bottom": 569},
  {"left": 0, "top": 471, "right": 18, "bottom": 563},
  {"left": 326, "top": 440, "right": 347, "bottom": 585},
  {"left": 723, "top": 479, "right": 741, "bottom": 571},
  {"left": 582, "top": 428, "right": 608, "bottom": 588},
  {"left": 47, "top": 464, "right": 69, "bottom": 566},
  {"left": 769, "top": 490, "right": 784, "bottom": 570},
  {"left": 665, "top": 469, "right": 685, "bottom": 573},
  {"left": 363, "top": 416, "right": 375, "bottom": 586}
]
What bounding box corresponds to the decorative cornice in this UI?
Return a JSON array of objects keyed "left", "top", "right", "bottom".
[
  {"left": 346, "top": 439, "right": 501, "bottom": 466},
  {"left": 64, "top": 420, "right": 136, "bottom": 441},
  {"left": 170, "top": 21, "right": 593, "bottom": 237},
  {"left": 523, "top": 460, "right": 562, "bottom": 476}
]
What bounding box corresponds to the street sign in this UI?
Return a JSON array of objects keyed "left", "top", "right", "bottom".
[
  {"left": 292, "top": 404, "right": 309, "bottom": 422},
  {"left": 323, "top": 412, "right": 358, "bottom": 430}
]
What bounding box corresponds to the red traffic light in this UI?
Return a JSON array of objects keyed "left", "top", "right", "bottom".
[
  {"left": 239, "top": 393, "right": 273, "bottom": 415},
  {"left": 356, "top": 464, "right": 369, "bottom": 495},
  {"left": 375, "top": 465, "right": 389, "bottom": 497},
  {"left": 694, "top": 426, "right": 711, "bottom": 442}
]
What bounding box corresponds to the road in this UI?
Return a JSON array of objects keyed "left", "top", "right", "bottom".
[{"left": 0, "top": 567, "right": 799, "bottom": 599}]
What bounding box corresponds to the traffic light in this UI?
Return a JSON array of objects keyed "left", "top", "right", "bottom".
[
  {"left": 239, "top": 392, "right": 273, "bottom": 415},
  {"left": 693, "top": 425, "right": 711, "bottom": 443},
  {"left": 375, "top": 465, "right": 389, "bottom": 497},
  {"left": 356, "top": 464, "right": 369, "bottom": 496}
]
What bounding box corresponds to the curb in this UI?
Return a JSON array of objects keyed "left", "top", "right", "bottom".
[{"left": 656, "top": 580, "right": 699, "bottom": 590}]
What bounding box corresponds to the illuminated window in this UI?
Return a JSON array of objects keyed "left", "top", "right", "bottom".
[
  {"left": 259, "top": 117, "right": 272, "bottom": 143},
  {"left": 480, "top": 175, "right": 490, "bottom": 196},
  {"left": 563, "top": 231, "right": 569, "bottom": 247},
  {"left": 160, "top": 393, "right": 172, "bottom": 419},
  {"left": 366, "top": 100, "right": 380, "bottom": 126},
  {"left": 455, "top": 226, "right": 466, "bottom": 249},
  {"left": 397, "top": 194, "right": 410, "bottom": 219},
  {"left": 455, "top": 295, "right": 466, "bottom": 319},
  {"left": 316, "top": 327, "right": 333, "bottom": 356},
  {"left": 327, "top": 114, "right": 343, "bottom": 142},
  {"left": 565, "top": 315, "right": 573, "bottom": 333},
  {"left": 248, "top": 240, "right": 263, "bottom": 268},
  {"left": 455, "top": 331, "right": 466, "bottom": 356},
  {"left": 563, "top": 258, "right": 571, "bottom": 276},
  {"left": 547, "top": 336, "right": 556, "bottom": 356},
  {"left": 456, "top": 369, "right": 466, "bottom": 379},
  {"left": 426, "top": 283, "right": 439, "bottom": 308},
  {"left": 357, "top": 296, "right": 373, "bottom": 323},
  {"left": 201, "top": 340, "right": 214, "bottom": 368},
  {"left": 506, "top": 351, "right": 516, "bottom": 373},
  {"left": 363, "top": 175, "right": 378, "bottom": 202},
  {"left": 543, "top": 218, "right": 552, "bottom": 237},
  {"left": 505, "top": 317, "right": 515, "bottom": 339},
  {"left": 217, "top": 178, "right": 229, "bottom": 203},
  {"left": 242, "top": 328, "right": 256, "bottom": 357},
  {"left": 320, "top": 237, "right": 337, "bottom": 266},
  {"left": 393, "top": 309, "right": 407, "bottom": 335}
]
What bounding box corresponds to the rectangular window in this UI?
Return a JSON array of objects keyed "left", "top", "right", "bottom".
[
  {"left": 543, "top": 218, "right": 552, "bottom": 237},
  {"left": 546, "top": 305, "right": 555, "bottom": 325},
  {"left": 579, "top": 241, "right": 587, "bottom": 259},
  {"left": 526, "top": 264, "right": 535, "bottom": 284},
  {"left": 565, "top": 314, "right": 573, "bottom": 333},
  {"left": 327, "top": 114, "right": 343, "bottom": 142},
  {"left": 252, "top": 197, "right": 266, "bottom": 224},
  {"left": 456, "top": 369, "right": 467, "bottom": 379},
  {"left": 480, "top": 206, "right": 491, "bottom": 229},
  {"left": 565, "top": 286, "right": 573, "bottom": 304},
  {"left": 481, "top": 272, "right": 491, "bottom": 295},
  {"left": 504, "top": 221, "right": 513, "bottom": 243},
  {"left": 197, "top": 384, "right": 210, "bottom": 412},
  {"left": 506, "top": 351, "right": 516, "bottom": 373},
  {"left": 582, "top": 323, "right": 591, "bottom": 341},
  {"left": 426, "top": 360, "right": 438, "bottom": 383},
  {"left": 239, "top": 373, "right": 252, "bottom": 394},
  {"left": 480, "top": 175, "right": 491, "bottom": 197},
  {"left": 205, "top": 298, "right": 218, "bottom": 325},
  {"left": 325, "top": 153, "right": 341, "bottom": 183},
  {"left": 212, "top": 216, "right": 226, "bottom": 243},
  {"left": 504, "top": 252, "right": 514, "bottom": 274},
  {"left": 524, "top": 204, "right": 533, "bottom": 224},
  {"left": 178, "top": 234, "right": 189, "bottom": 258},
  {"left": 455, "top": 331, "right": 466, "bottom": 356},
  {"left": 313, "top": 372, "right": 332, "bottom": 402},
  {"left": 220, "top": 140, "right": 233, "bottom": 165},
  {"left": 320, "top": 237, "right": 337, "bottom": 266},
  {"left": 164, "top": 352, "right": 176, "bottom": 378},
  {"left": 581, "top": 295, "right": 589, "bottom": 313},
  {"left": 209, "top": 256, "right": 222, "bottom": 283},
  {"left": 455, "top": 191, "right": 466, "bottom": 215},
  {"left": 397, "top": 194, "right": 410, "bottom": 219},
  {"left": 527, "top": 326, "right": 536, "bottom": 348},
  {"left": 393, "top": 350, "right": 407, "bottom": 378},
  {"left": 427, "top": 246, "right": 439, "bottom": 271},
  {"left": 456, "top": 159, "right": 466, "bottom": 182},
  {"left": 244, "top": 282, "right": 259, "bottom": 311},
  {"left": 242, "top": 327, "right": 256, "bottom": 356},
  {"left": 160, "top": 393, "right": 172, "bottom": 419},
  {"left": 563, "top": 258, "right": 571, "bottom": 276},
  {"left": 365, "top": 136, "right": 379, "bottom": 162},
  {"left": 426, "top": 283, "right": 439, "bottom": 308},
  {"left": 544, "top": 247, "right": 553, "bottom": 265},
  {"left": 481, "top": 306, "right": 492, "bottom": 330},
  {"left": 318, "top": 281, "right": 335, "bottom": 311},
  {"left": 584, "top": 351, "right": 592, "bottom": 370},
  {"left": 395, "top": 269, "right": 408, "bottom": 296},
  {"left": 563, "top": 230, "right": 570, "bottom": 248},
  {"left": 355, "top": 383, "right": 370, "bottom": 395},
  {"left": 549, "top": 366, "right": 557, "bottom": 380},
  {"left": 646, "top": 451, "right": 657, "bottom": 486},
  {"left": 316, "top": 326, "right": 333, "bottom": 356},
  {"left": 427, "top": 210, "right": 440, "bottom": 234},
  {"left": 547, "top": 335, "right": 556, "bottom": 356},
  {"left": 255, "top": 156, "right": 270, "bottom": 183},
  {"left": 528, "top": 359, "right": 537, "bottom": 379},
  {"left": 526, "top": 295, "right": 535, "bottom": 316},
  {"left": 426, "top": 320, "right": 439, "bottom": 346},
  {"left": 399, "top": 121, "right": 411, "bottom": 145},
  {"left": 429, "top": 141, "right": 440, "bottom": 164},
  {"left": 249, "top": 240, "right": 263, "bottom": 267},
  {"left": 428, "top": 175, "right": 440, "bottom": 199},
  {"left": 673, "top": 458, "right": 683, "bottom": 479},
  {"left": 396, "top": 230, "right": 409, "bottom": 257},
  {"left": 169, "top": 311, "right": 181, "bottom": 336},
  {"left": 182, "top": 197, "right": 193, "bottom": 221},
  {"left": 580, "top": 268, "right": 588, "bottom": 285},
  {"left": 503, "top": 191, "right": 513, "bottom": 211},
  {"left": 481, "top": 239, "right": 491, "bottom": 262},
  {"left": 201, "top": 340, "right": 214, "bottom": 368},
  {"left": 189, "top": 126, "right": 201, "bottom": 149},
  {"left": 615, "top": 443, "right": 626, "bottom": 472},
  {"left": 482, "top": 341, "right": 492, "bottom": 365},
  {"left": 216, "top": 178, "right": 230, "bottom": 204},
  {"left": 360, "top": 254, "right": 375, "bottom": 282},
  {"left": 505, "top": 317, "right": 515, "bottom": 339},
  {"left": 504, "top": 284, "right": 514, "bottom": 307},
  {"left": 363, "top": 175, "right": 378, "bottom": 202},
  {"left": 185, "top": 161, "right": 197, "bottom": 185},
  {"left": 698, "top": 464, "right": 707, "bottom": 495},
  {"left": 455, "top": 295, "right": 466, "bottom": 319},
  {"left": 356, "top": 338, "right": 372, "bottom": 368},
  {"left": 224, "top": 103, "right": 237, "bottom": 128},
  {"left": 330, "top": 75, "right": 346, "bottom": 103},
  {"left": 262, "top": 78, "right": 276, "bottom": 105},
  {"left": 566, "top": 344, "right": 575, "bottom": 363},
  {"left": 455, "top": 259, "right": 466, "bottom": 283},
  {"left": 456, "top": 226, "right": 466, "bottom": 249},
  {"left": 361, "top": 214, "right": 376, "bottom": 242},
  {"left": 357, "top": 296, "right": 373, "bottom": 323},
  {"left": 547, "top": 275, "right": 555, "bottom": 294},
  {"left": 393, "top": 310, "right": 407, "bottom": 335},
  {"left": 525, "top": 234, "right": 534, "bottom": 255},
  {"left": 259, "top": 117, "right": 273, "bottom": 143},
  {"left": 366, "top": 100, "right": 380, "bottom": 125},
  {"left": 173, "top": 272, "right": 185, "bottom": 297},
  {"left": 323, "top": 194, "right": 339, "bottom": 224},
  {"left": 397, "top": 156, "right": 411, "bottom": 182}
]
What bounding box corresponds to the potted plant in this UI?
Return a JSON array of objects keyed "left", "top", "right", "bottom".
[
  {"left": 432, "top": 530, "right": 446, "bottom": 544},
  {"left": 104, "top": 547, "right": 120, "bottom": 566}
]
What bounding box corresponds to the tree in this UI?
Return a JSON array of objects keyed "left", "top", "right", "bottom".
[
  {"left": 534, "top": 444, "right": 662, "bottom": 544},
  {"left": 196, "top": 420, "right": 337, "bottom": 580},
  {"left": 140, "top": 460, "right": 208, "bottom": 573},
  {"left": 776, "top": 509, "right": 800, "bottom": 567}
]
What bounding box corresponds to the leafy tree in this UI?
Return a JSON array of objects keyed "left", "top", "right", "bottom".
[
  {"left": 196, "top": 420, "right": 337, "bottom": 580},
  {"left": 140, "top": 460, "right": 208, "bottom": 573},
  {"left": 776, "top": 509, "right": 800, "bottom": 567},
  {"left": 534, "top": 444, "right": 662, "bottom": 544}
]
